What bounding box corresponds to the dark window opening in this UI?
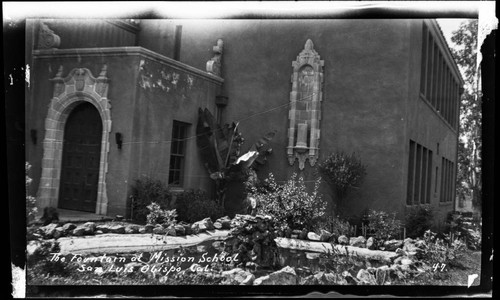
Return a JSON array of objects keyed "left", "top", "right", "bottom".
[
  {"left": 168, "top": 121, "right": 189, "bottom": 186},
  {"left": 407, "top": 140, "right": 416, "bottom": 205},
  {"left": 414, "top": 144, "right": 422, "bottom": 203},
  {"left": 420, "top": 23, "right": 428, "bottom": 95},
  {"left": 440, "top": 157, "right": 455, "bottom": 203},
  {"left": 434, "top": 166, "right": 439, "bottom": 193},
  {"left": 407, "top": 140, "right": 433, "bottom": 205},
  {"left": 419, "top": 20, "right": 460, "bottom": 129},
  {"left": 426, "top": 149, "right": 433, "bottom": 203}
]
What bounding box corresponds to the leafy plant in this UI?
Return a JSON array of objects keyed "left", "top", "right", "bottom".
[
  {"left": 130, "top": 177, "right": 172, "bottom": 223},
  {"left": 317, "top": 152, "right": 367, "bottom": 213},
  {"left": 27, "top": 240, "right": 69, "bottom": 277},
  {"left": 317, "top": 215, "right": 351, "bottom": 237},
  {"left": 174, "top": 189, "right": 224, "bottom": 223},
  {"left": 248, "top": 173, "right": 326, "bottom": 231},
  {"left": 445, "top": 211, "right": 481, "bottom": 250},
  {"left": 146, "top": 202, "right": 178, "bottom": 226},
  {"left": 196, "top": 107, "right": 276, "bottom": 207},
  {"left": 404, "top": 206, "right": 434, "bottom": 238},
  {"left": 26, "top": 162, "right": 38, "bottom": 224},
  {"left": 421, "top": 230, "right": 466, "bottom": 269},
  {"left": 364, "top": 210, "right": 402, "bottom": 240}
]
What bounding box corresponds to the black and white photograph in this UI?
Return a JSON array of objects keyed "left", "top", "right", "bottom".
[{"left": 4, "top": 1, "right": 495, "bottom": 298}]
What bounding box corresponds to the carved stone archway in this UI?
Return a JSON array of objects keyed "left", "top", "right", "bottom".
[{"left": 37, "top": 65, "right": 111, "bottom": 215}]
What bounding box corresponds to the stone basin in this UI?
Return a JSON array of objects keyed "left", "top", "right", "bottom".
[{"left": 29, "top": 230, "right": 231, "bottom": 256}]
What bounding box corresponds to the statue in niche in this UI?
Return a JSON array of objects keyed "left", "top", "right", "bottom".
[{"left": 299, "top": 66, "right": 315, "bottom": 101}]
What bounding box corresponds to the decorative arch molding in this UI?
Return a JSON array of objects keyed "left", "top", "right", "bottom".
[
  {"left": 37, "top": 65, "right": 111, "bottom": 215},
  {"left": 287, "top": 39, "right": 324, "bottom": 170}
]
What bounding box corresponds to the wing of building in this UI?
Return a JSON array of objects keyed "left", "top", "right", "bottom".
[{"left": 25, "top": 19, "right": 464, "bottom": 226}]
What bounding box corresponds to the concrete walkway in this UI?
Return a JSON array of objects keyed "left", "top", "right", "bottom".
[{"left": 33, "top": 230, "right": 231, "bottom": 255}]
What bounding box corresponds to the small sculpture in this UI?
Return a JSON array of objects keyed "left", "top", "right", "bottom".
[
  {"left": 206, "top": 39, "right": 224, "bottom": 76},
  {"left": 38, "top": 22, "right": 61, "bottom": 49}
]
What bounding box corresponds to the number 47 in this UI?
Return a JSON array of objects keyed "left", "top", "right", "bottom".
[{"left": 433, "top": 263, "right": 447, "bottom": 272}]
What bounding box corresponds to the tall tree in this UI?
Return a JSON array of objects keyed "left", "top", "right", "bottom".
[{"left": 450, "top": 20, "right": 481, "bottom": 211}]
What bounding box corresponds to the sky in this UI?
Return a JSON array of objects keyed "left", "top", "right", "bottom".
[
  {"left": 437, "top": 19, "right": 466, "bottom": 45},
  {"left": 437, "top": 18, "right": 481, "bottom": 86}
]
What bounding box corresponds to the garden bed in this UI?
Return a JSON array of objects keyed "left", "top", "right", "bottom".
[{"left": 26, "top": 213, "right": 482, "bottom": 286}]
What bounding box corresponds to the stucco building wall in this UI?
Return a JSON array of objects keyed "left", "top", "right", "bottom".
[{"left": 25, "top": 18, "right": 461, "bottom": 224}]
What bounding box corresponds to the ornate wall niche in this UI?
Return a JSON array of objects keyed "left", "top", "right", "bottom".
[
  {"left": 287, "top": 39, "right": 324, "bottom": 170},
  {"left": 37, "top": 65, "right": 112, "bottom": 215}
]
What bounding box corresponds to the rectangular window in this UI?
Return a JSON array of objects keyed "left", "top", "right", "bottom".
[
  {"left": 432, "top": 44, "right": 439, "bottom": 106},
  {"left": 421, "top": 148, "right": 428, "bottom": 204},
  {"left": 454, "top": 83, "right": 460, "bottom": 129},
  {"left": 445, "top": 72, "right": 451, "bottom": 123},
  {"left": 441, "top": 59, "right": 447, "bottom": 120},
  {"left": 434, "top": 166, "right": 439, "bottom": 194},
  {"left": 440, "top": 158, "right": 445, "bottom": 202},
  {"left": 414, "top": 144, "right": 422, "bottom": 204},
  {"left": 440, "top": 157, "right": 455, "bottom": 203},
  {"left": 436, "top": 54, "right": 443, "bottom": 114},
  {"left": 407, "top": 140, "right": 416, "bottom": 205},
  {"left": 419, "top": 22, "right": 459, "bottom": 131},
  {"left": 420, "top": 23, "right": 428, "bottom": 96},
  {"left": 168, "top": 121, "right": 189, "bottom": 186},
  {"left": 446, "top": 64, "right": 453, "bottom": 125},
  {"left": 426, "top": 149, "right": 433, "bottom": 204},
  {"left": 449, "top": 160, "right": 455, "bottom": 203},
  {"left": 407, "top": 140, "right": 433, "bottom": 205},
  {"left": 426, "top": 33, "right": 434, "bottom": 101},
  {"left": 452, "top": 82, "right": 456, "bottom": 127}
]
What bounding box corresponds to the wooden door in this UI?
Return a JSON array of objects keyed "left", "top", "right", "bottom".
[{"left": 58, "top": 102, "right": 102, "bottom": 212}]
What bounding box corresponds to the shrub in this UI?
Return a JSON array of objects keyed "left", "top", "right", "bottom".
[
  {"left": 421, "top": 230, "right": 467, "bottom": 269},
  {"left": 317, "top": 215, "right": 351, "bottom": 237},
  {"left": 27, "top": 241, "right": 69, "bottom": 277},
  {"left": 130, "top": 177, "right": 172, "bottom": 223},
  {"left": 40, "top": 207, "right": 59, "bottom": 226},
  {"left": 364, "top": 210, "right": 402, "bottom": 240},
  {"left": 404, "top": 206, "right": 434, "bottom": 238},
  {"left": 26, "top": 162, "right": 38, "bottom": 224},
  {"left": 249, "top": 173, "right": 327, "bottom": 231},
  {"left": 175, "top": 189, "right": 224, "bottom": 223},
  {"left": 445, "top": 211, "right": 481, "bottom": 250},
  {"left": 146, "top": 202, "right": 178, "bottom": 226},
  {"left": 317, "top": 152, "right": 367, "bottom": 213}
]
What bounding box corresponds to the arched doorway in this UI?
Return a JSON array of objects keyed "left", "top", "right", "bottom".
[{"left": 58, "top": 102, "right": 103, "bottom": 212}]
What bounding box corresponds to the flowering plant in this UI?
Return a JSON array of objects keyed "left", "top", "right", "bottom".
[
  {"left": 248, "top": 173, "right": 326, "bottom": 230},
  {"left": 364, "top": 209, "right": 402, "bottom": 240},
  {"left": 146, "top": 202, "right": 178, "bottom": 226}
]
